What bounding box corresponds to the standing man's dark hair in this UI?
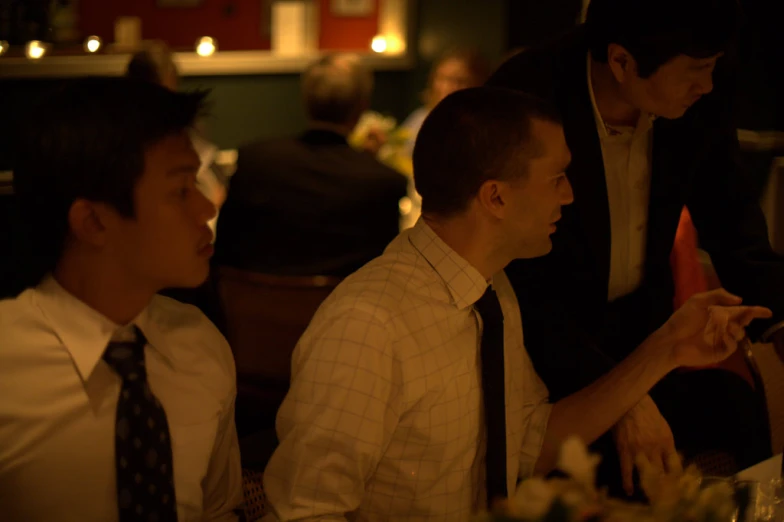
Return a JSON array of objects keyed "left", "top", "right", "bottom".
[
  {"left": 13, "top": 76, "right": 207, "bottom": 288},
  {"left": 585, "top": 0, "right": 740, "bottom": 78},
  {"left": 413, "top": 87, "right": 560, "bottom": 217}
]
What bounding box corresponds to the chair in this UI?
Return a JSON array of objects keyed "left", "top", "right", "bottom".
[
  {"left": 217, "top": 268, "right": 339, "bottom": 521},
  {"left": 241, "top": 468, "right": 268, "bottom": 521},
  {"left": 215, "top": 265, "right": 340, "bottom": 437}
]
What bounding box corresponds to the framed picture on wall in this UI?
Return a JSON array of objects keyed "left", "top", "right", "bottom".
[
  {"left": 157, "top": 0, "right": 202, "bottom": 6},
  {"left": 331, "top": 0, "right": 373, "bottom": 16}
]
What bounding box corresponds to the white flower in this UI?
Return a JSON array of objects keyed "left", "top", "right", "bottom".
[
  {"left": 508, "top": 478, "right": 556, "bottom": 519},
  {"left": 352, "top": 111, "right": 397, "bottom": 137},
  {"left": 556, "top": 436, "right": 601, "bottom": 488}
]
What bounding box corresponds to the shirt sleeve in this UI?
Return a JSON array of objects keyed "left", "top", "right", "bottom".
[
  {"left": 262, "top": 306, "right": 402, "bottom": 521},
  {"left": 201, "top": 382, "right": 244, "bottom": 521},
  {"left": 518, "top": 373, "right": 552, "bottom": 479}
]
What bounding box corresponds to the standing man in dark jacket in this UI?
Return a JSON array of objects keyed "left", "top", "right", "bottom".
[{"left": 488, "top": 0, "right": 784, "bottom": 495}]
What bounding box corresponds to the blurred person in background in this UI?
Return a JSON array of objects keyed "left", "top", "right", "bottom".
[
  {"left": 488, "top": 0, "right": 784, "bottom": 497},
  {"left": 126, "top": 41, "right": 179, "bottom": 91},
  {"left": 0, "top": 77, "right": 242, "bottom": 521},
  {"left": 214, "top": 53, "right": 407, "bottom": 278},
  {"left": 399, "top": 48, "right": 490, "bottom": 158}
]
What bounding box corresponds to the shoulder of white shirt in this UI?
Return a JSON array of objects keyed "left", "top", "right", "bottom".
[
  {"left": 143, "top": 293, "right": 236, "bottom": 379},
  {"left": 0, "top": 288, "right": 235, "bottom": 384}
]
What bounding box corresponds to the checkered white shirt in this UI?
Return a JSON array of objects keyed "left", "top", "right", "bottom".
[{"left": 262, "top": 220, "right": 552, "bottom": 521}]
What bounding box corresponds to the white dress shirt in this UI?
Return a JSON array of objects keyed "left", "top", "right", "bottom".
[
  {"left": 262, "top": 220, "right": 552, "bottom": 522},
  {"left": 587, "top": 56, "right": 656, "bottom": 302},
  {"left": 0, "top": 276, "right": 243, "bottom": 522}
]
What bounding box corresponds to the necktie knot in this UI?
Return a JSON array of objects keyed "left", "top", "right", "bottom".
[
  {"left": 104, "top": 326, "right": 148, "bottom": 383},
  {"left": 475, "top": 287, "right": 504, "bottom": 325}
]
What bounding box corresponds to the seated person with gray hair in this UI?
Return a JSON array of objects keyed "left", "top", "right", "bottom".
[{"left": 215, "top": 53, "right": 408, "bottom": 277}]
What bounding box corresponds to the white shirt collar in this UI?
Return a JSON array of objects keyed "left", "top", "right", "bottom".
[
  {"left": 407, "top": 219, "right": 490, "bottom": 311},
  {"left": 34, "top": 275, "right": 175, "bottom": 382}
]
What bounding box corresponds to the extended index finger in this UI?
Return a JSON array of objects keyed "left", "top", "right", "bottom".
[{"left": 728, "top": 305, "right": 773, "bottom": 327}]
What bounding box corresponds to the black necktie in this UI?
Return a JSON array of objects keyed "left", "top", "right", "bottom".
[
  {"left": 474, "top": 287, "right": 508, "bottom": 506},
  {"left": 103, "top": 326, "right": 179, "bottom": 522}
]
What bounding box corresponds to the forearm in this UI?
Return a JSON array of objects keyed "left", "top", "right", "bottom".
[{"left": 534, "top": 328, "right": 677, "bottom": 474}]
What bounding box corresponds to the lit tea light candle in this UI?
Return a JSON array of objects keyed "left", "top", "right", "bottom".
[
  {"left": 195, "top": 37, "right": 217, "bottom": 57},
  {"left": 26, "top": 41, "right": 47, "bottom": 60},
  {"left": 84, "top": 36, "right": 102, "bottom": 53},
  {"left": 371, "top": 35, "right": 388, "bottom": 53}
]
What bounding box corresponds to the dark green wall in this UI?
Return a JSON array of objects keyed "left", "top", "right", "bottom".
[{"left": 179, "top": 69, "right": 414, "bottom": 149}]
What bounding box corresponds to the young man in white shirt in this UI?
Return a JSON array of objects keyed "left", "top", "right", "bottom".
[
  {"left": 0, "top": 77, "right": 243, "bottom": 521},
  {"left": 261, "top": 87, "right": 771, "bottom": 521}
]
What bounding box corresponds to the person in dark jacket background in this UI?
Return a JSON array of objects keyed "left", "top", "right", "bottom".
[
  {"left": 488, "top": 0, "right": 783, "bottom": 496},
  {"left": 215, "top": 53, "right": 408, "bottom": 278}
]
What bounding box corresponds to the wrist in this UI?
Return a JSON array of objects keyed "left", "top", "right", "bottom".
[{"left": 642, "top": 326, "right": 680, "bottom": 374}]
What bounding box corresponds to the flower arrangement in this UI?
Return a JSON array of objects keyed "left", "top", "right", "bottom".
[
  {"left": 349, "top": 111, "right": 420, "bottom": 229},
  {"left": 349, "top": 111, "right": 414, "bottom": 178},
  {"left": 476, "top": 437, "right": 749, "bottom": 522}
]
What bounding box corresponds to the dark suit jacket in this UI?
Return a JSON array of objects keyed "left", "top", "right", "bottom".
[
  {"left": 487, "top": 28, "right": 784, "bottom": 401},
  {"left": 215, "top": 129, "right": 408, "bottom": 278}
]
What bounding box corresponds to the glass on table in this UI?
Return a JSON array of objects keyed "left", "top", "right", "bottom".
[{"left": 734, "top": 479, "right": 783, "bottom": 522}]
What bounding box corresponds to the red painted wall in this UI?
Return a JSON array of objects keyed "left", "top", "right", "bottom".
[
  {"left": 78, "top": 0, "right": 379, "bottom": 52},
  {"left": 318, "top": 0, "right": 379, "bottom": 51},
  {"left": 79, "top": 0, "right": 268, "bottom": 51}
]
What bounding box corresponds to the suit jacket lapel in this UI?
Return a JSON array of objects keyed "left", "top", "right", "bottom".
[
  {"left": 556, "top": 47, "right": 612, "bottom": 293},
  {"left": 647, "top": 118, "right": 687, "bottom": 275}
]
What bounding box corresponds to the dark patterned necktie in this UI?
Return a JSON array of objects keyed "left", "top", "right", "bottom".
[
  {"left": 474, "top": 287, "right": 508, "bottom": 506},
  {"left": 103, "top": 326, "right": 178, "bottom": 522}
]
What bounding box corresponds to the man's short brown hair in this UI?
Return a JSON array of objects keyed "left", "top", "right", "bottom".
[{"left": 413, "top": 87, "right": 561, "bottom": 217}]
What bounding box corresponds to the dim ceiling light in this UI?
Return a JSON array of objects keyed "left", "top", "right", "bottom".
[
  {"left": 0, "top": 41, "right": 8, "bottom": 56},
  {"left": 84, "top": 35, "right": 102, "bottom": 53},
  {"left": 371, "top": 35, "right": 387, "bottom": 53},
  {"left": 26, "top": 40, "right": 47, "bottom": 60},
  {"left": 195, "top": 36, "right": 217, "bottom": 57}
]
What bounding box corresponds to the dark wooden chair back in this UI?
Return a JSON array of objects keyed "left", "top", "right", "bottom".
[{"left": 215, "top": 266, "right": 340, "bottom": 435}]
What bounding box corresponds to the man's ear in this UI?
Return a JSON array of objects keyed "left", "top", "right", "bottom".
[
  {"left": 476, "top": 179, "right": 507, "bottom": 219},
  {"left": 67, "top": 199, "right": 110, "bottom": 247},
  {"left": 606, "top": 43, "right": 638, "bottom": 83}
]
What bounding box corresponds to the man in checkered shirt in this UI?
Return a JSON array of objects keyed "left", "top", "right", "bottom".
[{"left": 261, "top": 87, "right": 771, "bottom": 522}]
